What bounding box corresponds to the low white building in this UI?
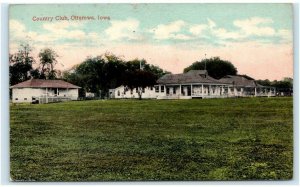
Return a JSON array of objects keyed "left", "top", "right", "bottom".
[
  {"left": 110, "top": 70, "right": 276, "bottom": 99},
  {"left": 156, "top": 70, "right": 276, "bottom": 99},
  {"left": 10, "top": 79, "right": 80, "bottom": 103},
  {"left": 109, "top": 85, "right": 157, "bottom": 99}
]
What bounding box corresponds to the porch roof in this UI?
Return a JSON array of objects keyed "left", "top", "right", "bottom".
[
  {"left": 157, "top": 70, "right": 229, "bottom": 85},
  {"left": 219, "top": 75, "right": 257, "bottom": 87}
]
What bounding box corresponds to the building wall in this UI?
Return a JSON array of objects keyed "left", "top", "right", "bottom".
[
  {"left": 12, "top": 88, "right": 44, "bottom": 103},
  {"left": 113, "top": 85, "right": 157, "bottom": 99},
  {"left": 12, "top": 88, "right": 79, "bottom": 103},
  {"left": 58, "top": 89, "right": 79, "bottom": 100},
  {"left": 111, "top": 84, "right": 276, "bottom": 100}
]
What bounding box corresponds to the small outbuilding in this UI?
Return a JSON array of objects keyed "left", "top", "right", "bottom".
[{"left": 10, "top": 79, "right": 80, "bottom": 103}]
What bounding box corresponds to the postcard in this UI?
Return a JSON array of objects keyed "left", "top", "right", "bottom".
[{"left": 9, "top": 3, "right": 293, "bottom": 181}]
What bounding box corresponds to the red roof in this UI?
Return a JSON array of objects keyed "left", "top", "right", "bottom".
[{"left": 10, "top": 79, "right": 81, "bottom": 89}]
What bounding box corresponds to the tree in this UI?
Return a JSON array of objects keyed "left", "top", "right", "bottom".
[
  {"left": 38, "top": 48, "right": 58, "bottom": 79},
  {"left": 64, "top": 56, "right": 105, "bottom": 97},
  {"left": 256, "top": 77, "right": 293, "bottom": 96},
  {"left": 126, "top": 58, "right": 170, "bottom": 79},
  {"left": 63, "top": 54, "right": 125, "bottom": 98},
  {"left": 9, "top": 43, "right": 35, "bottom": 85},
  {"left": 256, "top": 79, "right": 272, "bottom": 86},
  {"left": 123, "top": 70, "right": 157, "bottom": 100},
  {"left": 123, "top": 58, "right": 167, "bottom": 100},
  {"left": 63, "top": 53, "right": 168, "bottom": 98},
  {"left": 183, "top": 57, "right": 237, "bottom": 79}
]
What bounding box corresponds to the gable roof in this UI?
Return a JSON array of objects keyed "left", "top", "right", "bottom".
[
  {"left": 219, "top": 75, "right": 257, "bottom": 87},
  {"left": 157, "top": 70, "right": 228, "bottom": 85},
  {"left": 10, "top": 79, "right": 81, "bottom": 89}
]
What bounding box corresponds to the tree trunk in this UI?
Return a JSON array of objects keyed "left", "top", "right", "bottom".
[{"left": 138, "top": 88, "right": 142, "bottom": 100}]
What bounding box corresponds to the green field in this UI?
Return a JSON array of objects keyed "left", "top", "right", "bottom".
[{"left": 10, "top": 97, "right": 293, "bottom": 181}]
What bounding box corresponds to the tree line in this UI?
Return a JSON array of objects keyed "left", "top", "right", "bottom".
[
  {"left": 9, "top": 44, "right": 59, "bottom": 85},
  {"left": 9, "top": 43, "right": 169, "bottom": 99},
  {"left": 63, "top": 53, "right": 169, "bottom": 98},
  {"left": 10, "top": 43, "right": 293, "bottom": 99},
  {"left": 184, "top": 57, "right": 293, "bottom": 95}
]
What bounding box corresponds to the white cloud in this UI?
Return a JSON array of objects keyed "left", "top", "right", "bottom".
[
  {"left": 9, "top": 19, "right": 103, "bottom": 45},
  {"left": 43, "top": 21, "right": 82, "bottom": 32},
  {"left": 207, "top": 18, "right": 216, "bottom": 29},
  {"left": 189, "top": 24, "right": 207, "bottom": 35},
  {"left": 9, "top": 20, "right": 34, "bottom": 41},
  {"left": 213, "top": 28, "right": 243, "bottom": 39},
  {"left": 42, "top": 21, "right": 88, "bottom": 41},
  {"left": 234, "top": 17, "right": 273, "bottom": 27},
  {"left": 173, "top": 34, "right": 192, "bottom": 40},
  {"left": 105, "top": 18, "right": 140, "bottom": 40},
  {"left": 233, "top": 17, "right": 275, "bottom": 36},
  {"left": 277, "top": 29, "right": 292, "bottom": 42},
  {"left": 10, "top": 20, "right": 26, "bottom": 33},
  {"left": 150, "top": 20, "right": 187, "bottom": 40}
]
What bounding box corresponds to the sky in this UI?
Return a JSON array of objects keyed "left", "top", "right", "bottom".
[{"left": 9, "top": 3, "right": 293, "bottom": 80}]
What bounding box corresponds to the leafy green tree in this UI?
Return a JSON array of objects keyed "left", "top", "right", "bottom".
[
  {"left": 63, "top": 54, "right": 125, "bottom": 98},
  {"left": 38, "top": 48, "right": 58, "bottom": 79},
  {"left": 126, "top": 58, "right": 169, "bottom": 79},
  {"left": 256, "top": 79, "right": 272, "bottom": 86},
  {"left": 184, "top": 57, "right": 237, "bottom": 79},
  {"left": 9, "top": 43, "right": 35, "bottom": 85},
  {"left": 63, "top": 53, "right": 168, "bottom": 98},
  {"left": 64, "top": 56, "right": 105, "bottom": 97},
  {"left": 123, "top": 70, "right": 157, "bottom": 100},
  {"left": 272, "top": 78, "right": 293, "bottom": 89}
]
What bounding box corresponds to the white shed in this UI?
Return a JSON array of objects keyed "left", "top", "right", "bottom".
[{"left": 10, "top": 79, "right": 81, "bottom": 103}]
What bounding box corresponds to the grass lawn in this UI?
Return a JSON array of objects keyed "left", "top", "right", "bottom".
[{"left": 10, "top": 97, "right": 293, "bottom": 181}]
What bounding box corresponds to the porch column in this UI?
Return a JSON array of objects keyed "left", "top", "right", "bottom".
[
  {"left": 179, "top": 84, "right": 182, "bottom": 96},
  {"left": 46, "top": 87, "right": 48, "bottom": 103},
  {"left": 254, "top": 87, "right": 257, "bottom": 97},
  {"left": 228, "top": 86, "right": 230, "bottom": 95},
  {"left": 201, "top": 84, "right": 204, "bottom": 97},
  {"left": 164, "top": 85, "right": 166, "bottom": 95}
]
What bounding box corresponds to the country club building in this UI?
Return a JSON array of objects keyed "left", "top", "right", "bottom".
[
  {"left": 10, "top": 79, "right": 80, "bottom": 103},
  {"left": 110, "top": 70, "right": 276, "bottom": 99}
]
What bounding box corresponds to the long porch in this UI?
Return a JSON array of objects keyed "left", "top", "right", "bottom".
[{"left": 155, "top": 84, "right": 276, "bottom": 99}]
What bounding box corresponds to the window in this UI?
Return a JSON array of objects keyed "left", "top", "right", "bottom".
[
  {"left": 136, "top": 88, "right": 139, "bottom": 93},
  {"left": 24, "top": 98, "right": 27, "bottom": 100},
  {"left": 117, "top": 90, "right": 120, "bottom": 96},
  {"left": 150, "top": 87, "right": 153, "bottom": 91},
  {"left": 142, "top": 88, "right": 145, "bottom": 93},
  {"left": 155, "top": 86, "right": 159, "bottom": 93},
  {"left": 15, "top": 98, "right": 18, "bottom": 100},
  {"left": 173, "top": 87, "right": 176, "bottom": 94},
  {"left": 131, "top": 89, "right": 133, "bottom": 95},
  {"left": 161, "top": 86, "right": 164, "bottom": 92},
  {"left": 166, "top": 88, "right": 170, "bottom": 94}
]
